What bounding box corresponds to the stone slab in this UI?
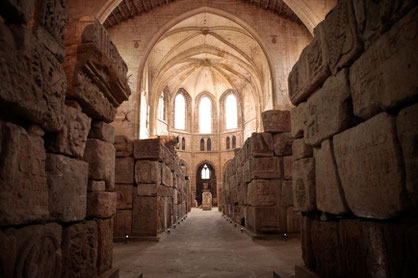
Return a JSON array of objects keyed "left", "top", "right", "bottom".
[
  {"left": 116, "top": 184, "right": 133, "bottom": 209},
  {"left": 89, "top": 180, "right": 106, "bottom": 192},
  {"left": 249, "top": 156, "right": 282, "bottom": 180},
  {"left": 132, "top": 196, "right": 158, "bottom": 237},
  {"left": 292, "top": 139, "right": 313, "bottom": 160},
  {"left": 247, "top": 179, "right": 281, "bottom": 207},
  {"left": 273, "top": 133, "right": 293, "bottom": 157},
  {"left": 247, "top": 133, "right": 274, "bottom": 157},
  {"left": 291, "top": 102, "right": 307, "bottom": 138},
  {"left": 87, "top": 192, "right": 117, "bottom": 218},
  {"left": 89, "top": 121, "right": 115, "bottom": 143},
  {"left": 262, "top": 110, "right": 291, "bottom": 133},
  {"left": 292, "top": 158, "right": 316, "bottom": 213},
  {"left": 246, "top": 206, "right": 280, "bottom": 234},
  {"left": 135, "top": 160, "right": 162, "bottom": 184},
  {"left": 280, "top": 180, "right": 293, "bottom": 207},
  {"left": 114, "top": 135, "right": 133, "bottom": 157},
  {"left": 114, "top": 209, "right": 132, "bottom": 236},
  {"left": 115, "top": 157, "right": 134, "bottom": 184},
  {"left": 283, "top": 156, "right": 293, "bottom": 180},
  {"left": 97, "top": 218, "right": 113, "bottom": 274}
]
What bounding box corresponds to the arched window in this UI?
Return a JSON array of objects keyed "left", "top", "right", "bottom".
[
  {"left": 201, "top": 164, "right": 210, "bottom": 179},
  {"left": 174, "top": 94, "right": 186, "bottom": 130},
  {"left": 181, "top": 137, "right": 185, "bottom": 150},
  {"left": 158, "top": 93, "right": 165, "bottom": 121},
  {"left": 226, "top": 137, "right": 230, "bottom": 149},
  {"left": 232, "top": 136, "right": 236, "bottom": 149},
  {"left": 199, "top": 96, "right": 212, "bottom": 134},
  {"left": 207, "top": 138, "right": 212, "bottom": 151},
  {"left": 200, "top": 138, "right": 205, "bottom": 151},
  {"left": 225, "top": 94, "right": 238, "bottom": 130}
]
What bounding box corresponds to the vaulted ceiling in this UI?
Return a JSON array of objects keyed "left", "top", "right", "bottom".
[{"left": 104, "top": 0, "right": 302, "bottom": 27}]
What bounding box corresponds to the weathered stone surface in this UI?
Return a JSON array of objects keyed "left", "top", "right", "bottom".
[
  {"left": 314, "top": 140, "right": 348, "bottom": 215},
  {"left": 135, "top": 160, "right": 161, "bottom": 184},
  {"left": 46, "top": 105, "right": 91, "bottom": 158},
  {"left": 137, "top": 183, "right": 162, "bottom": 197},
  {"left": 318, "top": 0, "right": 363, "bottom": 74},
  {"left": 304, "top": 69, "right": 353, "bottom": 146},
  {"left": 247, "top": 179, "right": 280, "bottom": 206},
  {"left": 0, "top": 0, "right": 34, "bottom": 24},
  {"left": 132, "top": 196, "right": 158, "bottom": 236},
  {"left": 83, "top": 139, "right": 115, "bottom": 190},
  {"left": 249, "top": 156, "right": 282, "bottom": 180},
  {"left": 0, "top": 121, "right": 48, "bottom": 226},
  {"left": 202, "top": 192, "right": 213, "bottom": 210},
  {"left": 46, "top": 153, "right": 88, "bottom": 222},
  {"left": 0, "top": 223, "right": 62, "bottom": 278},
  {"left": 114, "top": 209, "right": 132, "bottom": 236},
  {"left": 97, "top": 218, "right": 113, "bottom": 274},
  {"left": 397, "top": 103, "right": 418, "bottom": 203},
  {"left": 262, "top": 110, "right": 291, "bottom": 133},
  {"left": 246, "top": 206, "right": 280, "bottom": 233},
  {"left": 247, "top": 133, "right": 274, "bottom": 157},
  {"left": 62, "top": 221, "right": 98, "bottom": 278},
  {"left": 283, "top": 156, "right": 293, "bottom": 180},
  {"left": 301, "top": 216, "right": 314, "bottom": 267},
  {"left": 286, "top": 207, "right": 300, "bottom": 234},
  {"left": 292, "top": 139, "right": 313, "bottom": 160},
  {"left": 114, "top": 135, "right": 133, "bottom": 157},
  {"left": 291, "top": 102, "right": 307, "bottom": 138},
  {"left": 280, "top": 180, "right": 293, "bottom": 207},
  {"left": 273, "top": 133, "right": 293, "bottom": 156},
  {"left": 334, "top": 113, "right": 406, "bottom": 219},
  {"left": 0, "top": 24, "right": 66, "bottom": 132},
  {"left": 293, "top": 158, "right": 316, "bottom": 213},
  {"left": 87, "top": 192, "right": 117, "bottom": 218},
  {"left": 350, "top": 8, "right": 418, "bottom": 119},
  {"left": 288, "top": 30, "right": 330, "bottom": 105},
  {"left": 89, "top": 121, "right": 115, "bottom": 143},
  {"left": 115, "top": 157, "right": 134, "bottom": 184},
  {"left": 116, "top": 184, "right": 133, "bottom": 209},
  {"left": 89, "top": 180, "right": 106, "bottom": 192},
  {"left": 134, "top": 138, "right": 165, "bottom": 160},
  {"left": 161, "top": 164, "right": 173, "bottom": 187}
]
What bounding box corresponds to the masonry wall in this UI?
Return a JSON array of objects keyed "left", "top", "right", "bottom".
[
  {"left": 288, "top": 1, "right": 418, "bottom": 277},
  {"left": 0, "top": 1, "right": 130, "bottom": 277}
]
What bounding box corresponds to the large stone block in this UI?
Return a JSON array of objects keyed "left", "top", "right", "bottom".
[
  {"left": 83, "top": 139, "right": 115, "bottom": 190},
  {"left": 97, "top": 218, "right": 113, "bottom": 274},
  {"left": 286, "top": 207, "right": 300, "bottom": 234},
  {"left": 247, "top": 133, "right": 274, "bottom": 157},
  {"left": 288, "top": 31, "right": 330, "bottom": 105},
  {"left": 397, "top": 103, "right": 418, "bottom": 204},
  {"left": 89, "top": 180, "right": 106, "bottom": 192},
  {"left": 304, "top": 69, "right": 354, "bottom": 146},
  {"left": 135, "top": 160, "right": 161, "bottom": 184},
  {"left": 249, "top": 156, "right": 282, "bottom": 180},
  {"left": 116, "top": 184, "right": 133, "bottom": 209},
  {"left": 0, "top": 24, "right": 66, "bottom": 132},
  {"left": 350, "top": 8, "right": 418, "bottom": 119},
  {"left": 46, "top": 153, "right": 88, "bottom": 222},
  {"left": 280, "top": 180, "right": 293, "bottom": 207},
  {"left": 314, "top": 140, "right": 348, "bottom": 215},
  {"left": 62, "top": 221, "right": 98, "bottom": 278},
  {"left": 292, "top": 158, "right": 316, "bottom": 213},
  {"left": 114, "top": 209, "right": 132, "bottom": 236},
  {"left": 292, "top": 139, "right": 313, "bottom": 160},
  {"left": 115, "top": 157, "right": 134, "bottom": 184},
  {"left": 161, "top": 164, "right": 173, "bottom": 187},
  {"left": 87, "top": 192, "right": 117, "bottom": 218},
  {"left": 317, "top": 0, "right": 363, "bottom": 74},
  {"left": 89, "top": 121, "right": 115, "bottom": 144},
  {"left": 0, "top": 122, "right": 48, "bottom": 226},
  {"left": 273, "top": 133, "right": 293, "bottom": 157},
  {"left": 246, "top": 206, "right": 280, "bottom": 233},
  {"left": 114, "top": 135, "right": 133, "bottom": 157},
  {"left": 132, "top": 196, "right": 158, "bottom": 236},
  {"left": 334, "top": 113, "right": 406, "bottom": 219},
  {"left": 0, "top": 223, "right": 62, "bottom": 278},
  {"left": 136, "top": 183, "right": 159, "bottom": 197},
  {"left": 262, "top": 110, "right": 291, "bottom": 133},
  {"left": 134, "top": 138, "right": 166, "bottom": 160},
  {"left": 247, "top": 179, "right": 280, "bottom": 207},
  {"left": 291, "top": 102, "right": 307, "bottom": 138},
  {"left": 283, "top": 156, "right": 293, "bottom": 180}
]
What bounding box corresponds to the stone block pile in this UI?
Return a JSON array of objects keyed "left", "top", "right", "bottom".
[
  {"left": 0, "top": 1, "right": 129, "bottom": 276},
  {"left": 288, "top": 1, "right": 418, "bottom": 277},
  {"left": 114, "top": 137, "right": 189, "bottom": 240},
  {"left": 221, "top": 110, "right": 300, "bottom": 236}
]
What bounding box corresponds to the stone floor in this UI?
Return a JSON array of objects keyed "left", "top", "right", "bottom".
[{"left": 113, "top": 208, "right": 302, "bottom": 278}]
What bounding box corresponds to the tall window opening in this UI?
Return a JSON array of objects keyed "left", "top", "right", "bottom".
[
  {"left": 181, "top": 137, "right": 186, "bottom": 150},
  {"left": 158, "top": 93, "right": 165, "bottom": 120},
  {"left": 200, "top": 138, "right": 205, "bottom": 151},
  {"left": 207, "top": 138, "right": 212, "bottom": 151},
  {"left": 226, "top": 137, "right": 230, "bottom": 149},
  {"left": 232, "top": 136, "right": 237, "bottom": 149},
  {"left": 225, "top": 94, "right": 238, "bottom": 130},
  {"left": 174, "top": 94, "right": 186, "bottom": 130},
  {"left": 201, "top": 164, "right": 210, "bottom": 179},
  {"left": 199, "top": 96, "right": 212, "bottom": 134}
]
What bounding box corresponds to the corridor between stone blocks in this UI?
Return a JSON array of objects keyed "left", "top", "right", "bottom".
[{"left": 113, "top": 208, "right": 302, "bottom": 278}]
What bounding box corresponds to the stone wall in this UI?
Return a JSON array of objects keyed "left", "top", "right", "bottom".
[
  {"left": 221, "top": 110, "right": 300, "bottom": 235},
  {"left": 0, "top": 1, "right": 129, "bottom": 277},
  {"left": 289, "top": 1, "right": 418, "bottom": 277},
  {"left": 114, "top": 137, "right": 189, "bottom": 240}
]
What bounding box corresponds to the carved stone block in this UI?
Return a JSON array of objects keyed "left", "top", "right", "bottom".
[
  {"left": 333, "top": 113, "right": 406, "bottom": 219},
  {"left": 304, "top": 69, "right": 353, "bottom": 146},
  {"left": 134, "top": 138, "right": 165, "bottom": 160},
  {"left": 280, "top": 180, "right": 294, "bottom": 207},
  {"left": 87, "top": 192, "right": 117, "bottom": 218},
  {"left": 247, "top": 179, "right": 280, "bottom": 207},
  {"left": 115, "top": 135, "right": 133, "bottom": 157},
  {"left": 89, "top": 180, "right": 106, "bottom": 192},
  {"left": 314, "top": 140, "right": 348, "bottom": 215},
  {"left": 273, "top": 133, "right": 293, "bottom": 157},
  {"left": 97, "top": 218, "right": 113, "bottom": 274},
  {"left": 83, "top": 139, "right": 115, "bottom": 190},
  {"left": 262, "top": 110, "right": 291, "bottom": 133},
  {"left": 246, "top": 206, "right": 280, "bottom": 233},
  {"left": 0, "top": 121, "right": 48, "bottom": 226},
  {"left": 350, "top": 8, "right": 418, "bottom": 119},
  {"left": 114, "top": 209, "right": 132, "bottom": 236},
  {"left": 116, "top": 184, "right": 133, "bottom": 209},
  {"left": 247, "top": 133, "right": 274, "bottom": 157},
  {"left": 283, "top": 156, "right": 293, "bottom": 180},
  {"left": 115, "top": 157, "right": 134, "bottom": 184},
  {"left": 46, "top": 153, "right": 88, "bottom": 222},
  {"left": 136, "top": 183, "right": 158, "bottom": 197},
  {"left": 46, "top": 105, "right": 91, "bottom": 158},
  {"left": 62, "top": 221, "right": 98, "bottom": 278},
  {"left": 249, "top": 156, "right": 282, "bottom": 180},
  {"left": 0, "top": 223, "right": 62, "bottom": 278},
  {"left": 89, "top": 121, "right": 115, "bottom": 144},
  {"left": 293, "top": 139, "right": 313, "bottom": 160},
  {"left": 291, "top": 102, "right": 307, "bottom": 138},
  {"left": 161, "top": 164, "right": 173, "bottom": 187},
  {"left": 292, "top": 158, "right": 316, "bottom": 213},
  {"left": 135, "top": 161, "right": 161, "bottom": 184},
  {"left": 132, "top": 196, "right": 158, "bottom": 236}
]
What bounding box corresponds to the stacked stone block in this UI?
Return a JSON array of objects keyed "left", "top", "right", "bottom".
[
  {"left": 222, "top": 110, "right": 300, "bottom": 235},
  {"left": 0, "top": 2, "right": 130, "bottom": 276},
  {"left": 288, "top": 1, "right": 418, "bottom": 277},
  {"left": 114, "top": 137, "right": 189, "bottom": 240}
]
